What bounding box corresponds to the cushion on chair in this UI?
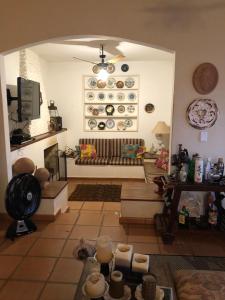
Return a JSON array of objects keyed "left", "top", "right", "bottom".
[
  {"left": 136, "top": 146, "right": 146, "bottom": 158},
  {"left": 155, "top": 148, "right": 169, "bottom": 171},
  {"left": 121, "top": 144, "right": 139, "bottom": 159},
  {"left": 110, "top": 139, "right": 145, "bottom": 157},
  {"left": 175, "top": 270, "right": 225, "bottom": 300},
  {"left": 80, "top": 144, "right": 97, "bottom": 159},
  {"left": 109, "top": 157, "right": 143, "bottom": 166},
  {"left": 79, "top": 139, "right": 110, "bottom": 157}
]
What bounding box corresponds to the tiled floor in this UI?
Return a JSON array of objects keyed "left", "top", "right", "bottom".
[{"left": 0, "top": 178, "right": 225, "bottom": 299}]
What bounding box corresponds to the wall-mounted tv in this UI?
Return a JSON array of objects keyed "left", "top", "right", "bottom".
[{"left": 17, "top": 77, "right": 41, "bottom": 122}]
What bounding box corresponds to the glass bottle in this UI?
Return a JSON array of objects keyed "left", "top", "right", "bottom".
[
  {"left": 204, "top": 157, "right": 211, "bottom": 181},
  {"left": 179, "top": 164, "right": 187, "bottom": 182},
  {"left": 217, "top": 158, "right": 224, "bottom": 178},
  {"left": 194, "top": 155, "right": 203, "bottom": 183},
  {"left": 187, "top": 153, "right": 198, "bottom": 182},
  {"left": 178, "top": 206, "right": 189, "bottom": 228}
]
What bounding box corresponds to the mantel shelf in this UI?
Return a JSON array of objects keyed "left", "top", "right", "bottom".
[{"left": 10, "top": 128, "right": 67, "bottom": 152}]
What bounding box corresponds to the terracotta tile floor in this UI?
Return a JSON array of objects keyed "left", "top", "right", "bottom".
[{"left": 0, "top": 178, "right": 225, "bottom": 299}]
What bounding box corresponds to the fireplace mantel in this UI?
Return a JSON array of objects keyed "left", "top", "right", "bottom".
[{"left": 10, "top": 128, "right": 67, "bottom": 152}]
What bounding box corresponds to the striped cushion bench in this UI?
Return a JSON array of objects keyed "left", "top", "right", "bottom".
[
  {"left": 75, "top": 138, "right": 145, "bottom": 166},
  {"left": 75, "top": 157, "right": 109, "bottom": 165},
  {"left": 109, "top": 157, "right": 143, "bottom": 166}
]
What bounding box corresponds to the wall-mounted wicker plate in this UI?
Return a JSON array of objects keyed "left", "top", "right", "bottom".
[{"left": 192, "top": 63, "right": 218, "bottom": 94}]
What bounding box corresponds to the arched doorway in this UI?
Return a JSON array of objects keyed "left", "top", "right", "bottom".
[{"left": 0, "top": 35, "right": 175, "bottom": 212}]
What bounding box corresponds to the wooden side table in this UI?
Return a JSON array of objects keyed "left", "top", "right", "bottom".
[{"left": 155, "top": 178, "right": 225, "bottom": 244}]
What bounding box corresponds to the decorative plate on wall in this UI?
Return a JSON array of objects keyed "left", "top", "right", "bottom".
[
  {"left": 121, "top": 64, "right": 129, "bottom": 72},
  {"left": 186, "top": 98, "right": 218, "bottom": 129},
  {"left": 98, "top": 93, "right": 105, "bottom": 101},
  {"left": 107, "top": 78, "right": 116, "bottom": 88},
  {"left": 117, "top": 121, "right": 126, "bottom": 131},
  {"left": 116, "top": 81, "right": 124, "bottom": 89},
  {"left": 125, "top": 77, "right": 135, "bottom": 88},
  {"left": 88, "top": 77, "right": 97, "bottom": 89},
  {"left": 145, "top": 103, "right": 155, "bottom": 113},
  {"left": 105, "top": 104, "right": 115, "bottom": 115},
  {"left": 98, "top": 122, "right": 106, "bottom": 130},
  {"left": 124, "top": 119, "right": 133, "bottom": 127},
  {"left": 88, "top": 119, "right": 97, "bottom": 129},
  {"left": 97, "top": 79, "right": 106, "bottom": 89},
  {"left": 86, "top": 92, "right": 95, "bottom": 101},
  {"left": 108, "top": 93, "right": 114, "bottom": 100},
  {"left": 92, "top": 108, "right": 99, "bottom": 116},
  {"left": 127, "top": 105, "right": 135, "bottom": 113},
  {"left": 98, "top": 105, "right": 105, "bottom": 114},
  {"left": 192, "top": 63, "right": 218, "bottom": 94},
  {"left": 87, "top": 105, "right": 94, "bottom": 113},
  {"left": 117, "top": 93, "right": 125, "bottom": 101},
  {"left": 128, "top": 92, "right": 136, "bottom": 101},
  {"left": 106, "top": 119, "right": 115, "bottom": 129},
  {"left": 117, "top": 105, "right": 125, "bottom": 113}
]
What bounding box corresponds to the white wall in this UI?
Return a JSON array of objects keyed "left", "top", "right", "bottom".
[
  {"left": 47, "top": 60, "right": 174, "bottom": 149},
  {"left": 4, "top": 49, "right": 49, "bottom": 137}
]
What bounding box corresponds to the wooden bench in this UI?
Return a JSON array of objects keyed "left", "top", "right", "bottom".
[{"left": 35, "top": 181, "right": 68, "bottom": 221}]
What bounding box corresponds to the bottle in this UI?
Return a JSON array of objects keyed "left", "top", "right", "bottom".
[
  {"left": 208, "top": 203, "right": 218, "bottom": 227},
  {"left": 217, "top": 158, "right": 224, "bottom": 178},
  {"left": 178, "top": 206, "right": 189, "bottom": 228},
  {"left": 187, "top": 153, "right": 198, "bottom": 182},
  {"left": 179, "top": 164, "right": 187, "bottom": 182},
  {"left": 194, "top": 155, "right": 203, "bottom": 183},
  {"left": 204, "top": 158, "right": 211, "bottom": 181}
]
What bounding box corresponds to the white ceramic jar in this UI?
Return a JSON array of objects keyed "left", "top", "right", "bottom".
[{"left": 85, "top": 272, "right": 106, "bottom": 298}]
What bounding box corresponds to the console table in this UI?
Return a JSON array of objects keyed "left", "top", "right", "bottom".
[{"left": 155, "top": 177, "right": 225, "bottom": 244}]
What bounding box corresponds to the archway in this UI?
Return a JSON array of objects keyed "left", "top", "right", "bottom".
[{"left": 0, "top": 34, "right": 175, "bottom": 213}]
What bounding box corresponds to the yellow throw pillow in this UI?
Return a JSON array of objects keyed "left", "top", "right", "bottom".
[{"left": 80, "top": 144, "right": 97, "bottom": 159}]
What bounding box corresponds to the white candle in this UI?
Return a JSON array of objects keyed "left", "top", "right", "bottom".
[{"left": 96, "top": 236, "right": 113, "bottom": 263}]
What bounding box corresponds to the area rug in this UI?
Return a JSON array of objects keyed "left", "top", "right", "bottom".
[
  {"left": 69, "top": 184, "right": 122, "bottom": 202},
  {"left": 149, "top": 255, "right": 225, "bottom": 299}
]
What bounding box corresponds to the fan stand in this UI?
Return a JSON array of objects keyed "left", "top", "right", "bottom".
[{"left": 6, "top": 219, "right": 37, "bottom": 240}]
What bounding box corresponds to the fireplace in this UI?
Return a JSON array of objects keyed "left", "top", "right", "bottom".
[
  {"left": 44, "top": 143, "right": 67, "bottom": 181},
  {"left": 44, "top": 143, "right": 59, "bottom": 181}
]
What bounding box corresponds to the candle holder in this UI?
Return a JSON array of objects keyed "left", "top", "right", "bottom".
[{"left": 95, "top": 236, "right": 113, "bottom": 277}]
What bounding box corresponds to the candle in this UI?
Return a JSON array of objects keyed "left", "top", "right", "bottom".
[{"left": 96, "top": 236, "right": 113, "bottom": 263}]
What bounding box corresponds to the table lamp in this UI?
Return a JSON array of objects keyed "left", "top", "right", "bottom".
[{"left": 152, "top": 121, "right": 170, "bottom": 136}]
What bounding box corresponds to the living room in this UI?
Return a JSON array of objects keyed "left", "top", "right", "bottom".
[{"left": 0, "top": 1, "right": 225, "bottom": 300}]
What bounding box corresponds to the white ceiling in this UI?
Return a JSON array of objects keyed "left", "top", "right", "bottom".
[{"left": 30, "top": 38, "right": 173, "bottom": 63}]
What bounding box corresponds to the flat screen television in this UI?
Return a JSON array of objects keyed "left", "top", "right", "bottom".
[{"left": 17, "top": 77, "right": 41, "bottom": 122}]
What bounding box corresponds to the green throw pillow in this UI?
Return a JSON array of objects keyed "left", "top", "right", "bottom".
[{"left": 121, "top": 144, "right": 139, "bottom": 159}]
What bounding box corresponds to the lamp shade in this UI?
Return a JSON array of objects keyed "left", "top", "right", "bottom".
[{"left": 152, "top": 121, "right": 170, "bottom": 134}]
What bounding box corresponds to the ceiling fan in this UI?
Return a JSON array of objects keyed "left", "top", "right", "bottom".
[{"left": 73, "top": 44, "right": 125, "bottom": 75}]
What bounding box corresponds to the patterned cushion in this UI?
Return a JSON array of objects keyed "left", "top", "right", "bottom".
[
  {"left": 80, "top": 144, "right": 96, "bottom": 159},
  {"left": 109, "top": 157, "right": 143, "bottom": 166},
  {"left": 110, "top": 139, "right": 145, "bottom": 157},
  {"left": 155, "top": 148, "right": 169, "bottom": 171},
  {"left": 121, "top": 144, "right": 139, "bottom": 159},
  {"left": 136, "top": 146, "right": 146, "bottom": 158},
  {"left": 175, "top": 270, "right": 225, "bottom": 300},
  {"left": 79, "top": 139, "right": 110, "bottom": 157},
  {"left": 75, "top": 157, "right": 109, "bottom": 165}
]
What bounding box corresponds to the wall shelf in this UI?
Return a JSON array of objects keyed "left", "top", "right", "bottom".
[{"left": 10, "top": 128, "right": 67, "bottom": 152}]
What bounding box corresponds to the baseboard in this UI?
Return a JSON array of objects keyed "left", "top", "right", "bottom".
[
  {"left": 0, "top": 210, "right": 61, "bottom": 223},
  {"left": 67, "top": 177, "right": 145, "bottom": 181},
  {"left": 119, "top": 216, "right": 154, "bottom": 225}
]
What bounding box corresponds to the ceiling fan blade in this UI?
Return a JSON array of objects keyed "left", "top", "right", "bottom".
[
  {"left": 107, "top": 54, "right": 125, "bottom": 64},
  {"left": 72, "top": 56, "right": 96, "bottom": 64}
]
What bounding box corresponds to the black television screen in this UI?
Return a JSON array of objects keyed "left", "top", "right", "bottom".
[{"left": 17, "top": 77, "right": 40, "bottom": 122}]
